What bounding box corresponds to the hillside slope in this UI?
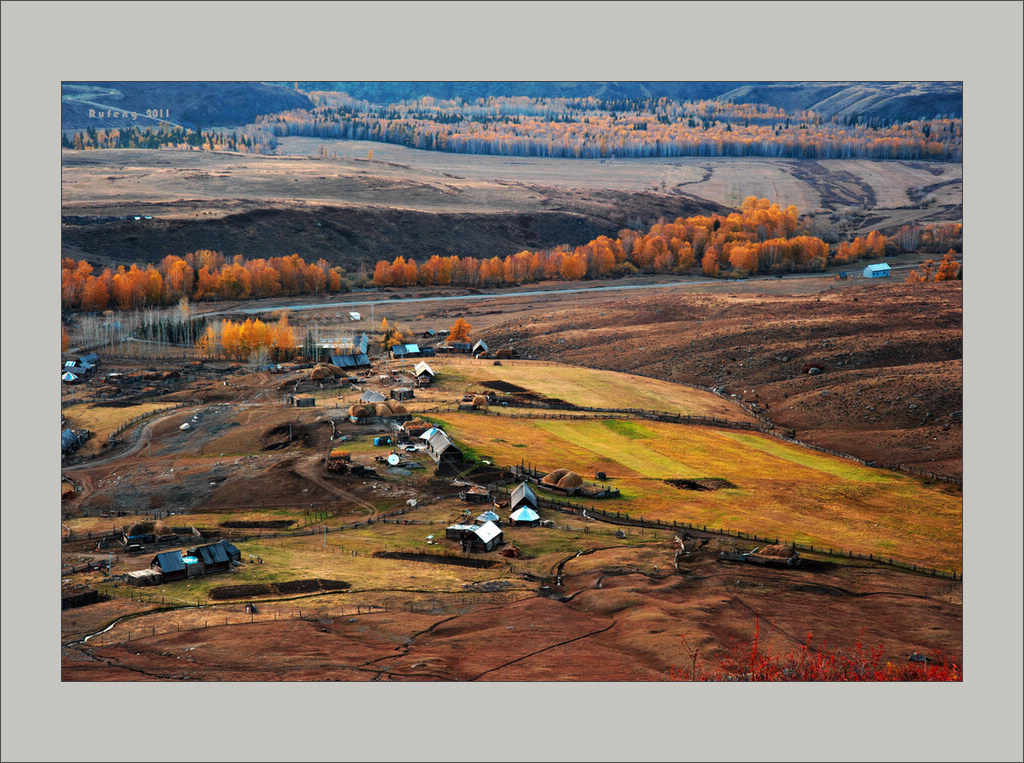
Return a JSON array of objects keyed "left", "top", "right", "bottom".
[
  {"left": 61, "top": 82, "right": 313, "bottom": 131},
  {"left": 482, "top": 281, "right": 963, "bottom": 477}
]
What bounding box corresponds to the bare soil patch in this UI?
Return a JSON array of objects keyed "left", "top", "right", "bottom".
[{"left": 62, "top": 544, "right": 960, "bottom": 681}]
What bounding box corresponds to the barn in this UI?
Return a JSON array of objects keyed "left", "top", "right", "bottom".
[
  {"left": 360, "top": 390, "right": 387, "bottom": 404},
  {"left": 152, "top": 551, "right": 188, "bottom": 581},
  {"left": 330, "top": 353, "right": 371, "bottom": 370},
  {"left": 510, "top": 481, "right": 538, "bottom": 513},
  {"left": 189, "top": 541, "right": 233, "bottom": 573},
  {"left": 863, "top": 263, "right": 891, "bottom": 278},
  {"left": 426, "top": 429, "right": 464, "bottom": 470},
  {"left": 472, "top": 340, "right": 489, "bottom": 357},
  {"left": 390, "top": 387, "right": 414, "bottom": 401},
  {"left": 392, "top": 343, "right": 423, "bottom": 359},
  {"left": 414, "top": 361, "right": 435, "bottom": 383}
]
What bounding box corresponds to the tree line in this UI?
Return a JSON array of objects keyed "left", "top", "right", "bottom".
[
  {"left": 62, "top": 251, "right": 349, "bottom": 312},
  {"left": 62, "top": 95, "right": 963, "bottom": 163},
  {"left": 256, "top": 93, "right": 962, "bottom": 162},
  {"left": 371, "top": 199, "right": 962, "bottom": 287},
  {"left": 61, "top": 200, "right": 963, "bottom": 312}
]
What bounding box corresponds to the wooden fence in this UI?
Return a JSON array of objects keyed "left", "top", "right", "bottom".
[
  {"left": 107, "top": 400, "right": 201, "bottom": 443},
  {"left": 489, "top": 484, "right": 962, "bottom": 581}
]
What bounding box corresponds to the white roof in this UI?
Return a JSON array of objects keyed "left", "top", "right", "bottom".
[
  {"left": 509, "top": 506, "right": 540, "bottom": 522},
  {"left": 420, "top": 427, "right": 440, "bottom": 440},
  {"left": 349, "top": 312, "right": 361, "bottom": 320},
  {"left": 474, "top": 521, "right": 502, "bottom": 543},
  {"left": 865, "top": 263, "right": 890, "bottom": 271},
  {"left": 414, "top": 361, "right": 435, "bottom": 377}
]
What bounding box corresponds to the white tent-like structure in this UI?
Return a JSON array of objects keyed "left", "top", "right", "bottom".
[{"left": 509, "top": 505, "right": 540, "bottom": 526}]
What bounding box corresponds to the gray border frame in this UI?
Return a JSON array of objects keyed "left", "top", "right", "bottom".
[{"left": 3, "top": 2, "right": 1022, "bottom": 762}]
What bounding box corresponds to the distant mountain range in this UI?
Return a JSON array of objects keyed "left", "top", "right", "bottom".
[
  {"left": 281, "top": 81, "right": 962, "bottom": 122},
  {"left": 61, "top": 80, "right": 962, "bottom": 134},
  {"left": 61, "top": 81, "right": 313, "bottom": 131}
]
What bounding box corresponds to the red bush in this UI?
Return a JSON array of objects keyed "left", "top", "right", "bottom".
[{"left": 670, "top": 617, "right": 961, "bottom": 681}]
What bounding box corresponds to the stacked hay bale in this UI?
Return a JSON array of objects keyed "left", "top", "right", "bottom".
[
  {"left": 471, "top": 395, "right": 489, "bottom": 410},
  {"left": 309, "top": 364, "right": 333, "bottom": 381},
  {"left": 373, "top": 402, "right": 394, "bottom": 417},
  {"left": 348, "top": 404, "right": 373, "bottom": 420},
  {"left": 752, "top": 543, "right": 796, "bottom": 558},
  {"left": 389, "top": 402, "right": 409, "bottom": 416},
  {"left": 403, "top": 418, "right": 431, "bottom": 436},
  {"left": 555, "top": 471, "right": 583, "bottom": 490},
  {"left": 541, "top": 468, "right": 584, "bottom": 491},
  {"left": 541, "top": 468, "right": 571, "bottom": 486}
]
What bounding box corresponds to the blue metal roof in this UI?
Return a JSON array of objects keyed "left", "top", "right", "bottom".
[
  {"left": 193, "top": 542, "right": 230, "bottom": 566},
  {"left": 154, "top": 551, "right": 186, "bottom": 573},
  {"left": 61, "top": 429, "right": 80, "bottom": 451}
]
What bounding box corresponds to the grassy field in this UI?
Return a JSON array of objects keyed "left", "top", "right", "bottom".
[
  {"left": 421, "top": 360, "right": 755, "bottom": 420},
  {"left": 63, "top": 402, "right": 178, "bottom": 456},
  {"left": 428, "top": 413, "right": 962, "bottom": 571},
  {"left": 102, "top": 498, "right": 670, "bottom": 607}
]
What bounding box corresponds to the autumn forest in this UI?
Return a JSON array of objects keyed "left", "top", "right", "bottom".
[{"left": 60, "top": 199, "right": 962, "bottom": 312}]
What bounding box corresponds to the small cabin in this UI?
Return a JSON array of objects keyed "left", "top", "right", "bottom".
[
  {"left": 462, "top": 521, "right": 504, "bottom": 552},
  {"left": 863, "top": 263, "right": 891, "bottom": 278},
  {"left": 390, "top": 387, "right": 414, "bottom": 401},
  {"left": 445, "top": 523, "right": 480, "bottom": 541}
]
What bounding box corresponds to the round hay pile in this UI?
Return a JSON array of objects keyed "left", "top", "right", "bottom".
[
  {"left": 348, "top": 404, "right": 372, "bottom": 419},
  {"left": 390, "top": 402, "right": 408, "bottom": 415},
  {"left": 556, "top": 471, "right": 584, "bottom": 489},
  {"left": 126, "top": 520, "right": 170, "bottom": 537},
  {"left": 754, "top": 543, "right": 796, "bottom": 558},
  {"left": 471, "top": 395, "right": 489, "bottom": 409},
  {"left": 309, "top": 365, "right": 332, "bottom": 381},
  {"left": 541, "top": 468, "right": 571, "bottom": 486},
  {"left": 324, "top": 364, "right": 345, "bottom": 378},
  {"left": 373, "top": 402, "right": 394, "bottom": 416},
  {"left": 404, "top": 418, "right": 430, "bottom": 436}
]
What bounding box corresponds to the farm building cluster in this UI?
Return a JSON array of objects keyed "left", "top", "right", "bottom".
[
  {"left": 61, "top": 352, "right": 99, "bottom": 385},
  {"left": 125, "top": 540, "right": 242, "bottom": 586},
  {"left": 445, "top": 481, "right": 553, "bottom": 553}
]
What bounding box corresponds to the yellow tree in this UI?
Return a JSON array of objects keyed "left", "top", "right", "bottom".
[
  {"left": 449, "top": 317, "right": 473, "bottom": 343},
  {"left": 379, "top": 318, "right": 404, "bottom": 353},
  {"left": 935, "top": 250, "right": 959, "bottom": 281}
]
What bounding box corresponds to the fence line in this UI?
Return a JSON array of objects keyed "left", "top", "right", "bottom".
[
  {"left": 106, "top": 400, "right": 202, "bottom": 443},
  {"left": 489, "top": 484, "right": 962, "bottom": 581}
]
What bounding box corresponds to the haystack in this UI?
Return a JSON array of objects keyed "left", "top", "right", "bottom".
[
  {"left": 541, "top": 468, "right": 571, "bottom": 486},
  {"left": 126, "top": 520, "right": 171, "bottom": 537},
  {"left": 348, "top": 404, "right": 372, "bottom": 419},
  {"left": 373, "top": 402, "right": 394, "bottom": 416},
  {"left": 555, "top": 471, "right": 584, "bottom": 489},
  {"left": 325, "top": 364, "right": 345, "bottom": 378},
  {"left": 471, "top": 395, "right": 488, "bottom": 409},
  {"left": 389, "top": 402, "right": 409, "bottom": 415},
  {"left": 754, "top": 543, "right": 796, "bottom": 558},
  {"left": 404, "top": 418, "right": 430, "bottom": 436},
  {"left": 309, "top": 365, "right": 332, "bottom": 381},
  {"left": 328, "top": 449, "right": 351, "bottom": 461}
]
